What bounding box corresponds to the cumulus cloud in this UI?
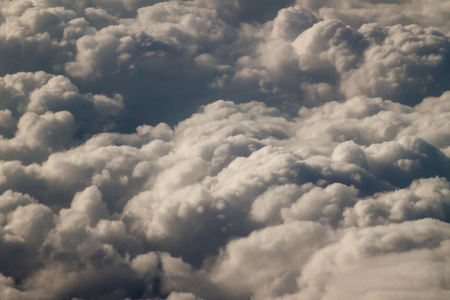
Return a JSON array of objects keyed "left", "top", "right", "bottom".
[
  {"left": 0, "top": 0, "right": 449, "bottom": 299},
  {"left": 0, "top": 71, "right": 123, "bottom": 163}
]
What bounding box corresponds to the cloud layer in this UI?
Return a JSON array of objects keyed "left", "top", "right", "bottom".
[{"left": 0, "top": 0, "right": 449, "bottom": 299}]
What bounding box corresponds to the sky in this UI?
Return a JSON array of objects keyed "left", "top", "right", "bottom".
[{"left": 0, "top": 0, "right": 449, "bottom": 299}]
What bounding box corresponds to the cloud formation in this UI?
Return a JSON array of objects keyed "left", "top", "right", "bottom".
[{"left": 0, "top": 0, "right": 449, "bottom": 299}]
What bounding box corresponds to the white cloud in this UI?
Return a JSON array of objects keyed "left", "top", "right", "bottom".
[
  {"left": 271, "top": 5, "right": 317, "bottom": 41},
  {"left": 70, "top": 185, "right": 109, "bottom": 226},
  {"left": 342, "top": 24, "right": 450, "bottom": 105},
  {"left": 290, "top": 219, "right": 450, "bottom": 300},
  {"left": 343, "top": 177, "right": 450, "bottom": 227},
  {"left": 167, "top": 292, "right": 203, "bottom": 300},
  {"left": 210, "top": 221, "right": 330, "bottom": 299},
  {"left": 0, "top": 71, "right": 123, "bottom": 163},
  {"left": 0, "top": 1, "right": 449, "bottom": 299}
]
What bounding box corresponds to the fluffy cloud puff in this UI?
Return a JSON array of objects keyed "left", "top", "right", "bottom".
[
  {"left": 0, "top": 95, "right": 449, "bottom": 299},
  {"left": 0, "top": 71, "right": 123, "bottom": 163},
  {"left": 2, "top": 0, "right": 450, "bottom": 125},
  {"left": 0, "top": 0, "right": 449, "bottom": 300}
]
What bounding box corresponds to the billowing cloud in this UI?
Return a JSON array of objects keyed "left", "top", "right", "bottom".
[{"left": 0, "top": 0, "right": 449, "bottom": 299}]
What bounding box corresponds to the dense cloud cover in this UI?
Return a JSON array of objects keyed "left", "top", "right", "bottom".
[{"left": 0, "top": 0, "right": 449, "bottom": 299}]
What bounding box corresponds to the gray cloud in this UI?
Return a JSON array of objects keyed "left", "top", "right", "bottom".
[{"left": 0, "top": 0, "right": 449, "bottom": 299}]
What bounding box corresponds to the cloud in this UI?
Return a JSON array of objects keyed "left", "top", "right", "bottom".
[
  {"left": 341, "top": 24, "right": 450, "bottom": 105},
  {"left": 0, "top": 95, "right": 448, "bottom": 298},
  {"left": 0, "top": 0, "right": 449, "bottom": 299},
  {"left": 0, "top": 71, "right": 123, "bottom": 164},
  {"left": 343, "top": 177, "right": 450, "bottom": 227},
  {"left": 292, "top": 218, "right": 450, "bottom": 300},
  {"left": 210, "top": 221, "right": 330, "bottom": 299}
]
